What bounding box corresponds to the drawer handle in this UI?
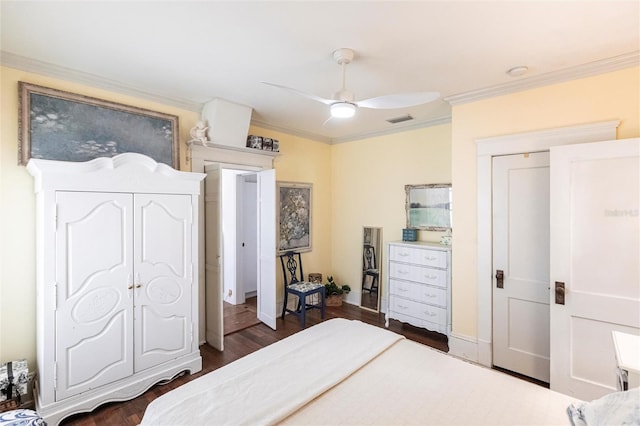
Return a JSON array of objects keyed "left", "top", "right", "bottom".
[
  {"left": 424, "top": 311, "right": 437, "bottom": 317},
  {"left": 424, "top": 256, "right": 437, "bottom": 261},
  {"left": 398, "top": 287, "right": 409, "bottom": 292},
  {"left": 425, "top": 293, "right": 436, "bottom": 298},
  {"left": 398, "top": 270, "right": 409, "bottom": 275},
  {"left": 398, "top": 304, "right": 409, "bottom": 310},
  {"left": 399, "top": 252, "right": 410, "bottom": 257},
  {"left": 424, "top": 274, "right": 438, "bottom": 280}
]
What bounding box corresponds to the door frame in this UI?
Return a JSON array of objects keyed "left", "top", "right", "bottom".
[
  {"left": 474, "top": 120, "right": 619, "bottom": 367},
  {"left": 190, "top": 144, "right": 276, "bottom": 344}
]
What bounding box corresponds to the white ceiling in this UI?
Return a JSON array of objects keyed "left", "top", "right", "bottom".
[{"left": 1, "top": 1, "right": 638, "bottom": 143}]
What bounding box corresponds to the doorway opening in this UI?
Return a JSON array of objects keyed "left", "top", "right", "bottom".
[
  {"left": 203, "top": 160, "right": 276, "bottom": 350},
  {"left": 217, "top": 168, "right": 261, "bottom": 334},
  {"left": 224, "top": 172, "right": 260, "bottom": 335}
]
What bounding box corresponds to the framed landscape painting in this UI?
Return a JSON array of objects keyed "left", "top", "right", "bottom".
[
  {"left": 277, "top": 181, "right": 312, "bottom": 254},
  {"left": 18, "top": 82, "right": 179, "bottom": 167},
  {"left": 405, "top": 183, "right": 452, "bottom": 231}
]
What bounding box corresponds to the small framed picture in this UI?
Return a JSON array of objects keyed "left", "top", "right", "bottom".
[
  {"left": 246, "top": 135, "right": 262, "bottom": 149},
  {"left": 272, "top": 139, "right": 280, "bottom": 152},
  {"left": 263, "top": 138, "right": 273, "bottom": 151}
]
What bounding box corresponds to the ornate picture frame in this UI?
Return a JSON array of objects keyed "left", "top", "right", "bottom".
[
  {"left": 405, "top": 183, "right": 452, "bottom": 231},
  {"left": 18, "top": 82, "right": 179, "bottom": 167},
  {"left": 277, "top": 181, "right": 312, "bottom": 253}
]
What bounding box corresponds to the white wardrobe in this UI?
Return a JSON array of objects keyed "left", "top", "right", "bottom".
[{"left": 27, "top": 153, "right": 205, "bottom": 425}]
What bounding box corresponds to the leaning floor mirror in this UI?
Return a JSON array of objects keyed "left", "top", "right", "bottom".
[{"left": 361, "top": 227, "right": 382, "bottom": 312}]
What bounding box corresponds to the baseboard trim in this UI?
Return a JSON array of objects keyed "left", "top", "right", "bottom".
[
  {"left": 448, "top": 332, "right": 479, "bottom": 362},
  {"left": 477, "top": 338, "right": 493, "bottom": 367}
]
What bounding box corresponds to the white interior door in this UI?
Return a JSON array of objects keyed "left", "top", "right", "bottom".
[
  {"left": 257, "top": 169, "right": 277, "bottom": 329},
  {"left": 205, "top": 165, "right": 224, "bottom": 350},
  {"left": 550, "top": 138, "right": 640, "bottom": 400},
  {"left": 55, "top": 191, "right": 133, "bottom": 400},
  {"left": 134, "top": 193, "right": 193, "bottom": 372},
  {"left": 492, "top": 152, "right": 551, "bottom": 383},
  {"left": 221, "top": 169, "right": 241, "bottom": 305},
  {"left": 239, "top": 176, "right": 258, "bottom": 298}
]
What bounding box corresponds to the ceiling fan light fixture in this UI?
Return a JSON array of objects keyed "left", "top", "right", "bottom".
[{"left": 330, "top": 102, "right": 356, "bottom": 118}]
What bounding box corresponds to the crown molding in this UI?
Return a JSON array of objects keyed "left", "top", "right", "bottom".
[
  {"left": 249, "top": 119, "right": 332, "bottom": 144},
  {"left": 445, "top": 51, "right": 639, "bottom": 105},
  {"left": 1, "top": 51, "right": 203, "bottom": 112},
  {"left": 475, "top": 120, "right": 621, "bottom": 156},
  {"left": 252, "top": 115, "right": 452, "bottom": 145},
  {"left": 5, "top": 49, "right": 634, "bottom": 144},
  {"left": 1, "top": 50, "right": 449, "bottom": 145}
]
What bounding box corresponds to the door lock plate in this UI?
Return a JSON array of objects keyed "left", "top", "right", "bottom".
[
  {"left": 555, "top": 281, "right": 565, "bottom": 305},
  {"left": 496, "top": 270, "right": 504, "bottom": 289}
]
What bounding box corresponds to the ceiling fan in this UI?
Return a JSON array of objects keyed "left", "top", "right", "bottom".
[{"left": 262, "top": 48, "right": 440, "bottom": 119}]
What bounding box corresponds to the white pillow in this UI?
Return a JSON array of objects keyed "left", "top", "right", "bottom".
[{"left": 567, "top": 387, "right": 640, "bottom": 426}]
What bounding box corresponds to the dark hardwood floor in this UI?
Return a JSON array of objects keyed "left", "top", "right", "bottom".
[
  {"left": 60, "top": 303, "right": 448, "bottom": 425},
  {"left": 223, "top": 296, "right": 259, "bottom": 335}
]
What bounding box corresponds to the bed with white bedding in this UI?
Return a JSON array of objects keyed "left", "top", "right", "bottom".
[{"left": 141, "top": 319, "right": 582, "bottom": 425}]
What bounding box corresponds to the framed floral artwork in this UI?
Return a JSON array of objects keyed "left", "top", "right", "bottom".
[{"left": 277, "top": 181, "right": 312, "bottom": 253}]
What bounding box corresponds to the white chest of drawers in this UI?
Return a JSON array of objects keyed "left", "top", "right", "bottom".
[{"left": 385, "top": 241, "right": 451, "bottom": 335}]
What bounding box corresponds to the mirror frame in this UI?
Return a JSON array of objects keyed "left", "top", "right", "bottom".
[
  {"left": 405, "top": 183, "right": 452, "bottom": 231},
  {"left": 361, "top": 226, "right": 382, "bottom": 313}
]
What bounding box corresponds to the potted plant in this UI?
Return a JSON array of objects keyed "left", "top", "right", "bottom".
[{"left": 324, "top": 276, "right": 351, "bottom": 307}]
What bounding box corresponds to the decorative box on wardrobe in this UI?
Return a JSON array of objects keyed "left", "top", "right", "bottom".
[{"left": 27, "top": 153, "right": 205, "bottom": 425}]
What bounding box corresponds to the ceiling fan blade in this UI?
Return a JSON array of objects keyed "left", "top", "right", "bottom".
[
  {"left": 355, "top": 91, "right": 440, "bottom": 109},
  {"left": 261, "top": 82, "right": 334, "bottom": 105},
  {"left": 322, "top": 115, "right": 334, "bottom": 127}
]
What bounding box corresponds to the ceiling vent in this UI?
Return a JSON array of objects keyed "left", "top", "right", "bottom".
[{"left": 386, "top": 114, "right": 414, "bottom": 124}]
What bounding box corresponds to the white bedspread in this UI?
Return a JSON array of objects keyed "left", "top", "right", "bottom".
[
  {"left": 282, "top": 339, "right": 578, "bottom": 425},
  {"left": 141, "top": 319, "right": 403, "bottom": 426},
  {"left": 141, "top": 319, "right": 581, "bottom": 425}
]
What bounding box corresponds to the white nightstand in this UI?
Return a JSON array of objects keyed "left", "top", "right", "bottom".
[{"left": 612, "top": 331, "right": 640, "bottom": 391}]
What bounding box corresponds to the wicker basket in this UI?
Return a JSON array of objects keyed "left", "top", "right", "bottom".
[
  {"left": 326, "top": 294, "right": 343, "bottom": 307},
  {"left": 308, "top": 273, "right": 322, "bottom": 283},
  {"left": 0, "top": 397, "right": 19, "bottom": 413}
]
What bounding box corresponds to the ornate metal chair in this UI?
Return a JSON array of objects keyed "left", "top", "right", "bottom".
[
  {"left": 280, "top": 251, "right": 325, "bottom": 328},
  {"left": 362, "top": 244, "right": 379, "bottom": 293}
]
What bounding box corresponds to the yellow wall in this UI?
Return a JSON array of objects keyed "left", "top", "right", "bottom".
[
  {"left": 247, "top": 123, "right": 452, "bottom": 306},
  {"left": 450, "top": 66, "right": 640, "bottom": 338},
  {"left": 0, "top": 66, "right": 202, "bottom": 366},
  {"left": 248, "top": 125, "right": 332, "bottom": 301},
  {"left": 2, "top": 63, "right": 638, "bottom": 369},
  {"left": 329, "top": 125, "right": 452, "bottom": 304},
  {"left": 0, "top": 67, "right": 332, "bottom": 366}
]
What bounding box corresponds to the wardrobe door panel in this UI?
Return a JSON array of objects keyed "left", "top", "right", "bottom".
[
  {"left": 55, "top": 191, "right": 134, "bottom": 400},
  {"left": 134, "top": 193, "right": 193, "bottom": 371}
]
